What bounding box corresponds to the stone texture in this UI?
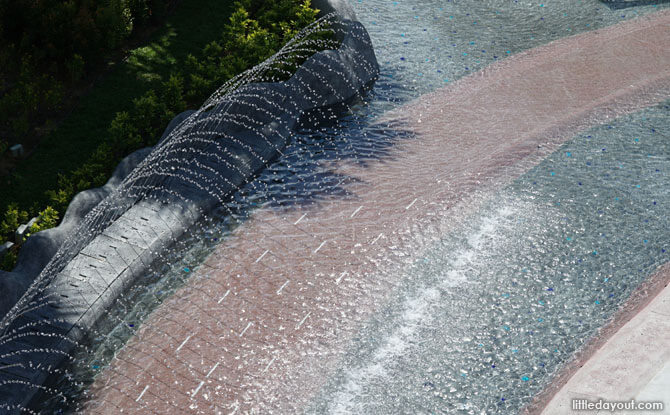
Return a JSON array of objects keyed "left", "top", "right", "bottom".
[{"left": 0, "top": 148, "right": 151, "bottom": 319}]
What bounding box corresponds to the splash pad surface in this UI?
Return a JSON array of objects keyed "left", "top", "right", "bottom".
[
  {"left": 80, "top": 6, "right": 670, "bottom": 414},
  {"left": 2, "top": 1, "right": 670, "bottom": 413}
]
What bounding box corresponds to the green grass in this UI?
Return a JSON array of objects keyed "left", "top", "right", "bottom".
[{"left": 0, "top": 0, "right": 236, "bottom": 214}]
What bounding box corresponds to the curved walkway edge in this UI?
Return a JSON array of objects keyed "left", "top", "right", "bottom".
[{"left": 529, "top": 263, "right": 670, "bottom": 414}]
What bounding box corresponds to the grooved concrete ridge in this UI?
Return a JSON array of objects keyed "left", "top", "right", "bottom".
[
  {"left": 83, "top": 10, "right": 670, "bottom": 414},
  {"left": 0, "top": 200, "right": 199, "bottom": 407}
]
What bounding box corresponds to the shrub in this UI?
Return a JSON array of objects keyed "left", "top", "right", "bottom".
[
  {"left": 43, "top": 0, "right": 329, "bottom": 218},
  {"left": 66, "top": 53, "right": 86, "bottom": 82},
  {"left": 109, "top": 111, "right": 143, "bottom": 157},
  {"left": 0, "top": 0, "right": 178, "bottom": 146},
  {"left": 10, "top": 115, "right": 30, "bottom": 138},
  {"left": 0, "top": 204, "right": 28, "bottom": 238},
  {"left": 162, "top": 73, "right": 186, "bottom": 114},
  {"left": 46, "top": 175, "right": 76, "bottom": 213},
  {"left": 28, "top": 206, "right": 60, "bottom": 236},
  {"left": 132, "top": 90, "right": 169, "bottom": 141},
  {"left": 96, "top": 0, "right": 134, "bottom": 49}
]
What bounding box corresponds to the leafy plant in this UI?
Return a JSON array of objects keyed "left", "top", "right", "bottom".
[
  {"left": 0, "top": 0, "right": 177, "bottom": 146},
  {"left": 0, "top": 204, "right": 28, "bottom": 238},
  {"left": 162, "top": 73, "right": 187, "bottom": 115},
  {"left": 28, "top": 206, "right": 60, "bottom": 235}
]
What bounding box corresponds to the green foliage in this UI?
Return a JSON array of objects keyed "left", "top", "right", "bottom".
[
  {"left": 109, "top": 111, "right": 142, "bottom": 157},
  {"left": 96, "top": 0, "right": 134, "bottom": 49},
  {"left": 162, "top": 74, "right": 187, "bottom": 114},
  {"left": 47, "top": 142, "right": 117, "bottom": 213},
  {"left": 45, "top": 75, "right": 186, "bottom": 213},
  {"left": 0, "top": 56, "right": 64, "bottom": 138},
  {"left": 0, "top": 0, "right": 173, "bottom": 74},
  {"left": 0, "top": 205, "right": 59, "bottom": 271},
  {"left": 132, "top": 90, "right": 168, "bottom": 140},
  {"left": 44, "top": 0, "right": 327, "bottom": 215},
  {"left": 0, "top": 204, "right": 28, "bottom": 238},
  {"left": 46, "top": 179, "right": 75, "bottom": 214},
  {"left": 28, "top": 206, "right": 60, "bottom": 236},
  {"left": 0, "top": 0, "right": 177, "bottom": 146},
  {"left": 185, "top": 0, "right": 331, "bottom": 99}
]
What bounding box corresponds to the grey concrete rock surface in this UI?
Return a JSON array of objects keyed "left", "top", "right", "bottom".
[{"left": 0, "top": 147, "right": 152, "bottom": 319}]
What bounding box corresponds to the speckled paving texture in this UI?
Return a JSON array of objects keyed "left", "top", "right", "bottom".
[{"left": 540, "top": 264, "right": 670, "bottom": 415}]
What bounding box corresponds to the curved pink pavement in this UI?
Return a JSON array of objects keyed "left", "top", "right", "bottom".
[{"left": 84, "top": 10, "right": 670, "bottom": 414}]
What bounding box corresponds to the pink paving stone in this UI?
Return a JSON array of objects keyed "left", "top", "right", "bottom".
[{"left": 83, "top": 10, "right": 670, "bottom": 414}]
